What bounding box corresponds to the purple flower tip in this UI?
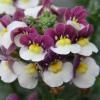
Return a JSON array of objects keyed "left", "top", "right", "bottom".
[
  {"left": 6, "top": 93, "right": 20, "bottom": 100},
  {"left": 27, "top": 92, "right": 37, "bottom": 100},
  {"left": 0, "top": 15, "right": 12, "bottom": 27}
]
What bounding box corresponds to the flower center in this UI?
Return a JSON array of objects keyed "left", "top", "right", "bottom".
[
  {"left": 49, "top": 60, "right": 63, "bottom": 73},
  {"left": 71, "top": 17, "right": 80, "bottom": 28},
  {"left": 0, "top": 0, "right": 13, "bottom": 4},
  {"left": 0, "top": 28, "right": 8, "bottom": 36},
  {"left": 56, "top": 37, "right": 71, "bottom": 46},
  {"left": 29, "top": 44, "right": 43, "bottom": 54},
  {"left": 77, "top": 38, "right": 89, "bottom": 46},
  {"left": 25, "top": 64, "right": 37, "bottom": 75},
  {"left": 76, "top": 63, "right": 88, "bottom": 74}
]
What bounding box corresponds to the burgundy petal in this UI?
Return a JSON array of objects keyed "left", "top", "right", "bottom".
[
  {"left": 42, "top": 0, "right": 53, "bottom": 7},
  {"left": 55, "top": 23, "right": 65, "bottom": 37},
  {"left": 13, "top": 9, "right": 25, "bottom": 21},
  {"left": 72, "top": 6, "right": 87, "bottom": 20},
  {"left": 41, "top": 35, "right": 54, "bottom": 49},
  {"left": 64, "top": 8, "right": 72, "bottom": 20},
  {"left": 45, "top": 28, "right": 56, "bottom": 40},
  {"left": 65, "top": 25, "right": 77, "bottom": 42},
  {"left": 78, "top": 24, "right": 94, "bottom": 38},
  {"left": 6, "top": 43, "right": 17, "bottom": 55},
  {"left": 0, "top": 15, "right": 12, "bottom": 27},
  {"left": 6, "top": 93, "right": 20, "bottom": 100},
  {"left": 20, "top": 35, "right": 30, "bottom": 46},
  {"left": 58, "top": 7, "right": 67, "bottom": 18}
]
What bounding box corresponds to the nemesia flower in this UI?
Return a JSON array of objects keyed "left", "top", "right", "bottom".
[
  {"left": 13, "top": 61, "right": 39, "bottom": 89},
  {"left": 65, "top": 6, "right": 87, "bottom": 31},
  {"left": 15, "top": 0, "right": 40, "bottom": 10},
  {"left": 45, "top": 23, "right": 80, "bottom": 55},
  {"left": 1, "top": 21, "right": 27, "bottom": 49},
  {"left": 73, "top": 57, "right": 100, "bottom": 88},
  {"left": 0, "top": 60, "right": 17, "bottom": 83},
  {"left": 77, "top": 38, "right": 98, "bottom": 56},
  {"left": 42, "top": 60, "right": 73, "bottom": 87},
  {"left": 0, "top": 0, "right": 16, "bottom": 15},
  {"left": 11, "top": 27, "right": 54, "bottom": 62}
]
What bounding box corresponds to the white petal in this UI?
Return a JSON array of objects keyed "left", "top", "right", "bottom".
[
  {"left": 14, "top": 34, "right": 24, "bottom": 47},
  {"left": 70, "top": 44, "right": 81, "bottom": 53},
  {"left": 0, "top": 4, "right": 15, "bottom": 15},
  {"left": 83, "top": 57, "right": 100, "bottom": 77},
  {"left": 51, "top": 44, "right": 80, "bottom": 55},
  {"left": 51, "top": 46, "right": 71, "bottom": 55},
  {"left": 0, "top": 61, "right": 17, "bottom": 83},
  {"left": 18, "top": 74, "right": 38, "bottom": 89},
  {"left": 24, "top": 6, "right": 43, "bottom": 19},
  {"left": 0, "top": 23, "right": 4, "bottom": 31},
  {"left": 20, "top": 47, "right": 46, "bottom": 62},
  {"left": 16, "top": 0, "right": 39, "bottom": 9},
  {"left": 19, "top": 47, "right": 31, "bottom": 61},
  {"left": 30, "top": 52, "right": 47, "bottom": 62},
  {"left": 7, "top": 21, "right": 27, "bottom": 32},
  {"left": 42, "top": 71, "right": 63, "bottom": 87},
  {"left": 1, "top": 32, "right": 12, "bottom": 49},
  {"left": 62, "top": 62, "right": 73, "bottom": 83},
  {"left": 79, "top": 43, "right": 98, "bottom": 56},
  {"left": 73, "top": 74, "right": 96, "bottom": 89},
  {"left": 13, "top": 61, "right": 27, "bottom": 75}
]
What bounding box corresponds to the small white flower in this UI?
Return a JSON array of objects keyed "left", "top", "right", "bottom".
[
  {"left": 77, "top": 38, "right": 98, "bottom": 56},
  {"left": 1, "top": 21, "right": 27, "bottom": 49},
  {"left": 0, "top": 0, "right": 15, "bottom": 15},
  {"left": 13, "top": 61, "right": 38, "bottom": 89},
  {"left": 42, "top": 60, "right": 73, "bottom": 87},
  {"left": 16, "top": 0, "right": 40, "bottom": 10},
  {"left": 72, "top": 57, "right": 100, "bottom": 88},
  {"left": 0, "top": 61, "right": 17, "bottom": 83},
  {"left": 51, "top": 38, "right": 80, "bottom": 55}
]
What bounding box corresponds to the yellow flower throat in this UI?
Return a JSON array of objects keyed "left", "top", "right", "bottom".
[
  {"left": 0, "top": 0, "right": 13, "bottom": 4},
  {"left": 72, "top": 17, "right": 80, "bottom": 28},
  {"left": 26, "top": 64, "right": 37, "bottom": 75},
  {"left": 49, "top": 60, "right": 63, "bottom": 73},
  {"left": 77, "top": 63, "right": 88, "bottom": 74},
  {"left": 29, "top": 44, "right": 43, "bottom": 54},
  {"left": 57, "top": 37, "right": 71, "bottom": 46},
  {"left": 77, "top": 38, "right": 89, "bottom": 46}
]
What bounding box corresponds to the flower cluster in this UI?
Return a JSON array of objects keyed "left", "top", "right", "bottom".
[{"left": 0, "top": 0, "right": 99, "bottom": 90}]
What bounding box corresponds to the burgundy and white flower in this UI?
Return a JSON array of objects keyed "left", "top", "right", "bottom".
[
  {"left": 73, "top": 57, "right": 100, "bottom": 88},
  {"left": 65, "top": 6, "right": 87, "bottom": 31},
  {"left": 11, "top": 27, "right": 54, "bottom": 62},
  {"left": 76, "top": 24, "right": 98, "bottom": 56},
  {"left": 45, "top": 23, "right": 80, "bottom": 55},
  {"left": 1, "top": 21, "right": 27, "bottom": 49}
]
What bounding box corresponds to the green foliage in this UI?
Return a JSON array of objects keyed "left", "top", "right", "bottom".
[{"left": 27, "top": 11, "right": 56, "bottom": 34}]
